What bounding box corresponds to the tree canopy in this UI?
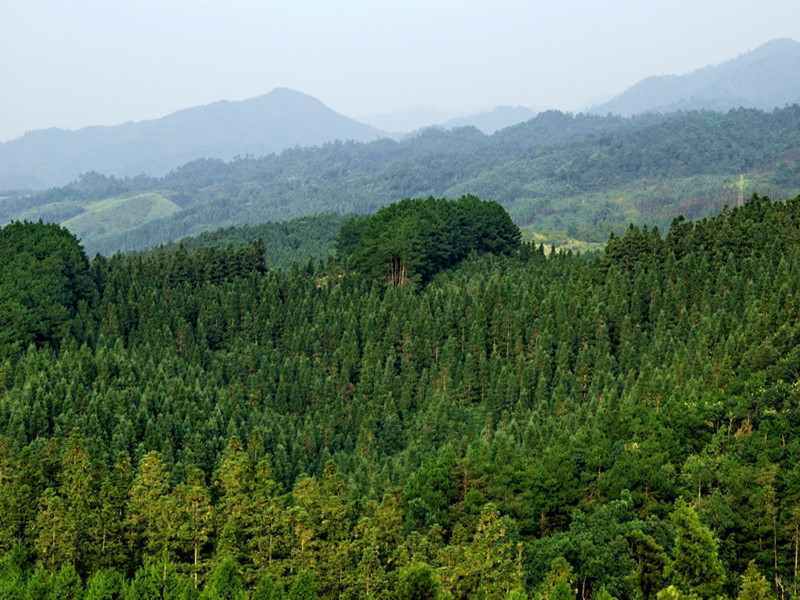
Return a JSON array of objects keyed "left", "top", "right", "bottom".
[
  {"left": 337, "top": 195, "right": 520, "bottom": 285},
  {"left": 1, "top": 195, "right": 800, "bottom": 599},
  {"left": 0, "top": 220, "right": 93, "bottom": 354}
]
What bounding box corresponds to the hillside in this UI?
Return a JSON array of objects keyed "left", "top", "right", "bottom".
[
  {"left": 2, "top": 196, "right": 800, "bottom": 598},
  {"left": 5, "top": 104, "right": 800, "bottom": 256},
  {"left": 150, "top": 213, "right": 353, "bottom": 272},
  {"left": 591, "top": 38, "right": 800, "bottom": 116},
  {"left": 0, "top": 88, "right": 382, "bottom": 190}
]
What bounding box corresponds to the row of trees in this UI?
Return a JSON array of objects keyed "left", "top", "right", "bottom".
[
  {"left": 2, "top": 195, "right": 800, "bottom": 598},
  {"left": 0, "top": 440, "right": 756, "bottom": 600}
]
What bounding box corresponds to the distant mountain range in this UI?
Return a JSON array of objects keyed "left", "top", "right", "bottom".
[
  {"left": 0, "top": 88, "right": 382, "bottom": 190},
  {"left": 5, "top": 104, "right": 800, "bottom": 257},
  {"left": 590, "top": 38, "right": 800, "bottom": 116},
  {"left": 1, "top": 38, "right": 799, "bottom": 193}
]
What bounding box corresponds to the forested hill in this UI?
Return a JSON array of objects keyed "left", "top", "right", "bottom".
[
  {"left": 146, "top": 213, "right": 353, "bottom": 272},
  {"left": 2, "top": 195, "right": 800, "bottom": 599},
  {"left": 5, "top": 104, "right": 800, "bottom": 256}
]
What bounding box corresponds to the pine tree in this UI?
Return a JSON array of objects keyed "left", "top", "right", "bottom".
[
  {"left": 84, "top": 568, "right": 125, "bottom": 600},
  {"left": 205, "top": 558, "right": 245, "bottom": 600},
  {"left": 287, "top": 570, "right": 317, "bottom": 600},
  {"left": 628, "top": 530, "right": 669, "bottom": 600},
  {"left": 0, "top": 547, "right": 26, "bottom": 600},
  {"left": 466, "top": 503, "right": 518, "bottom": 598},
  {"left": 252, "top": 574, "right": 286, "bottom": 600},
  {"left": 541, "top": 557, "right": 576, "bottom": 600},
  {"left": 126, "top": 451, "right": 172, "bottom": 566},
  {"left": 667, "top": 500, "right": 725, "bottom": 600},
  {"left": 172, "top": 465, "right": 213, "bottom": 585},
  {"left": 47, "top": 563, "right": 83, "bottom": 600},
  {"left": 213, "top": 438, "right": 253, "bottom": 569},
  {"left": 736, "top": 562, "right": 773, "bottom": 600},
  {"left": 397, "top": 563, "right": 440, "bottom": 600}
]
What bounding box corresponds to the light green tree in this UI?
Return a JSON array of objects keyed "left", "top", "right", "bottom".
[
  {"left": 667, "top": 500, "right": 724, "bottom": 600},
  {"left": 736, "top": 562, "right": 773, "bottom": 600},
  {"left": 287, "top": 570, "right": 317, "bottom": 600}
]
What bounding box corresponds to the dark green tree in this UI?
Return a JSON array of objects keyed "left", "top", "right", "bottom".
[
  {"left": 397, "top": 563, "right": 440, "bottom": 600},
  {"left": 0, "top": 221, "right": 94, "bottom": 354}
]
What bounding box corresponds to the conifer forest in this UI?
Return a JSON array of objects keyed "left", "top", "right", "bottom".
[{"left": 3, "top": 194, "right": 800, "bottom": 600}]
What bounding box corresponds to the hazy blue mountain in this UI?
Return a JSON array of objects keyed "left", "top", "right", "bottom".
[
  {"left": 590, "top": 38, "right": 800, "bottom": 116},
  {"left": 0, "top": 88, "right": 382, "bottom": 190},
  {"left": 442, "top": 106, "right": 539, "bottom": 134}
]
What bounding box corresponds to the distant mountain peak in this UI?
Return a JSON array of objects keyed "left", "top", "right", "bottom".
[
  {"left": 590, "top": 38, "right": 800, "bottom": 116},
  {"left": 0, "top": 89, "right": 382, "bottom": 190}
]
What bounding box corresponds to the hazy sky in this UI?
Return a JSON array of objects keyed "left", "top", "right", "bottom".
[{"left": 2, "top": 0, "right": 799, "bottom": 142}]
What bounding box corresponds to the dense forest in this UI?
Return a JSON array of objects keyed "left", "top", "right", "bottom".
[
  {"left": 147, "top": 214, "right": 352, "bottom": 272},
  {"left": 4, "top": 105, "right": 800, "bottom": 256},
  {"left": 2, "top": 193, "right": 800, "bottom": 599}
]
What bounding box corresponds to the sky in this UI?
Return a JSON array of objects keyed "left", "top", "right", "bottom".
[{"left": 1, "top": 0, "right": 799, "bottom": 142}]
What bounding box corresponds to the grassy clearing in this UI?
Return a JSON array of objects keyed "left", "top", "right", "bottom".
[
  {"left": 63, "top": 192, "right": 182, "bottom": 240},
  {"left": 521, "top": 228, "right": 605, "bottom": 255}
]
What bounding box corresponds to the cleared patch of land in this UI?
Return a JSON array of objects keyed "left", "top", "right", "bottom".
[{"left": 62, "top": 192, "right": 182, "bottom": 241}]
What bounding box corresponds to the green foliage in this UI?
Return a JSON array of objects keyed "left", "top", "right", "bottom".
[
  {"left": 3, "top": 195, "right": 800, "bottom": 599},
  {"left": 152, "top": 214, "right": 351, "bottom": 272},
  {"left": 0, "top": 547, "right": 27, "bottom": 600},
  {"left": 84, "top": 568, "right": 125, "bottom": 600},
  {"left": 668, "top": 500, "right": 725, "bottom": 600},
  {"left": 0, "top": 221, "right": 93, "bottom": 354},
  {"left": 205, "top": 559, "right": 244, "bottom": 600},
  {"left": 398, "top": 563, "right": 440, "bottom": 600},
  {"left": 125, "top": 561, "right": 189, "bottom": 600},
  {"left": 47, "top": 563, "right": 83, "bottom": 600},
  {"left": 287, "top": 571, "right": 317, "bottom": 600},
  {"left": 10, "top": 105, "right": 800, "bottom": 256},
  {"left": 540, "top": 557, "right": 576, "bottom": 600},
  {"left": 340, "top": 195, "right": 520, "bottom": 286},
  {"left": 628, "top": 531, "right": 669, "bottom": 600},
  {"left": 252, "top": 574, "right": 285, "bottom": 600},
  {"left": 735, "top": 562, "right": 772, "bottom": 600}
]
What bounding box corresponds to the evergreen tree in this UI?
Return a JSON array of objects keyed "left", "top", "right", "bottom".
[
  {"left": 287, "top": 570, "right": 317, "bottom": 600},
  {"left": 126, "top": 452, "right": 172, "bottom": 566},
  {"left": 736, "top": 562, "right": 773, "bottom": 600},
  {"left": 252, "top": 574, "right": 286, "bottom": 600},
  {"left": 205, "top": 558, "right": 244, "bottom": 600},
  {"left": 46, "top": 563, "right": 83, "bottom": 600},
  {"left": 668, "top": 500, "right": 725, "bottom": 600},
  {"left": 397, "top": 563, "right": 440, "bottom": 600},
  {"left": 628, "top": 530, "right": 669, "bottom": 600},
  {"left": 84, "top": 568, "right": 125, "bottom": 600}
]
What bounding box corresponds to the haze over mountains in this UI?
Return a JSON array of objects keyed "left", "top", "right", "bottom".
[
  {"left": 589, "top": 38, "right": 800, "bottom": 115},
  {"left": 0, "top": 38, "right": 798, "bottom": 195},
  {"left": 0, "top": 89, "right": 381, "bottom": 190},
  {"left": 357, "top": 105, "right": 541, "bottom": 136}
]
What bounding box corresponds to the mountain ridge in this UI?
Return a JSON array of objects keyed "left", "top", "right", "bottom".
[
  {"left": 0, "top": 88, "right": 382, "bottom": 190},
  {"left": 590, "top": 38, "right": 800, "bottom": 116},
  {"left": 6, "top": 104, "right": 800, "bottom": 257}
]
